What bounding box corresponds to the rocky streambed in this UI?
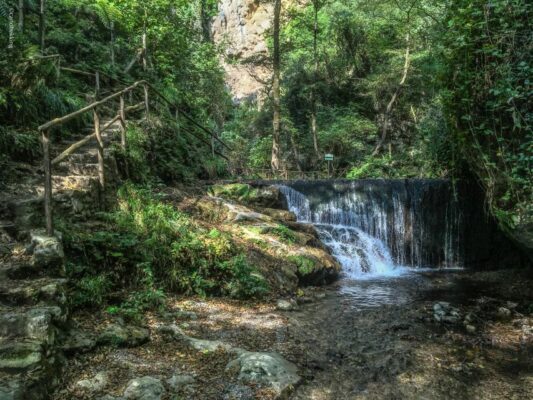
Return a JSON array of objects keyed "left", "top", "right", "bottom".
[{"left": 51, "top": 268, "right": 533, "bottom": 400}]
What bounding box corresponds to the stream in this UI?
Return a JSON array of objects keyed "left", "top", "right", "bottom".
[{"left": 276, "top": 182, "right": 532, "bottom": 399}]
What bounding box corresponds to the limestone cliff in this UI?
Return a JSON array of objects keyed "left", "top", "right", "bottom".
[{"left": 212, "top": 0, "right": 274, "bottom": 104}]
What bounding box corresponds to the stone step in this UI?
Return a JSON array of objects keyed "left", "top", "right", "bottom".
[
  {"left": 0, "top": 340, "right": 64, "bottom": 397},
  {"left": 56, "top": 147, "right": 114, "bottom": 164},
  {"left": 0, "top": 339, "right": 45, "bottom": 373},
  {"left": 51, "top": 175, "right": 99, "bottom": 192},
  {"left": 0, "top": 260, "right": 47, "bottom": 281},
  {"left": 55, "top": 162, "right": 99, "bottom": 176},
  {"left": 0, "top": 278, "right": 67, "bottom": 308},
  {"left": 0, "top": 306, "right": 64, "bottom": 344}
]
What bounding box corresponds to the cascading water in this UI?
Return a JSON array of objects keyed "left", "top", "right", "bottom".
[{"left": 278, "top": 180, "right": 463, "bottom": 279}]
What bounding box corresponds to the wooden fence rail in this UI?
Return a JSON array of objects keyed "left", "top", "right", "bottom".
[{"left": 38, "top": 78, "right": 229, "bottom": 235}]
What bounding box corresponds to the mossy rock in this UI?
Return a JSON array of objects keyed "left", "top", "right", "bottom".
[
  {"left": 287, "top": 251, "right": 340, "bottom": 286},
  {"left": 209, "top": 184, "right": 287, "bottom": 209}
]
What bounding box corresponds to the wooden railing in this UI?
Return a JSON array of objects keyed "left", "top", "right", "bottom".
[
  {"left": 38, "top": 79, "right": 229, "bottom": 235},
  {"left": 238, "top": 169, "right": 335, "bottom": 181}
]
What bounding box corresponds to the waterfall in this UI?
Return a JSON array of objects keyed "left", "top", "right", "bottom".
[{"left": 278, "top": 181, "right": 463, "bottom": 278}]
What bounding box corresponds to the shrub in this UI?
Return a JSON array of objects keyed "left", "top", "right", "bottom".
[{"left": 64, "top": 184, "right": 269, "bottom": 311}]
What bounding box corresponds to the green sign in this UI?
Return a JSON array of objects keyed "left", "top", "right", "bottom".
[{"left": 324, "top": 153, "right": 334, "bottom": 161}]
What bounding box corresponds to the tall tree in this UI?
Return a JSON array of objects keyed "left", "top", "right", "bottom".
[
  {"left": 310, "top": 0, "right": 321, "bottom": 161},
  {"left": 271, "top": 0, "right": 282, "bottom": 172}
]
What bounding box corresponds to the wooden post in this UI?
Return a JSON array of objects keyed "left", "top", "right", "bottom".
[
  {"left": 142, "top": 29, "right": 147, "bottom": 71},
  {"left": 119, "top": 95, "right": 129, "bottom": 178},
  {"left": 110, "top": 21, "right": 115, "bottom": 67},
  {"left": 93, "top": 108, "right": 105, "bottom": 208},
  {"left": 175, "top": 109, "right": 180, "bottom": 137},
  {"left": 39, "top": 0, "right": 45, "bottom": 53},
  {"left": 42, "top": 129, "right": 53, "bottom": 235},
  {"left": 119, "top": 95, "right": 126, "bottom": 148},
  {"left": 143, "top": 83, "right": 149, "bottom": 118},
  {"left": 95, "top": 71, "right": 100, "bottom": 97}
]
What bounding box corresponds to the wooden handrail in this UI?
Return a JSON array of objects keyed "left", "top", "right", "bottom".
[
  {"left": 51, "top": 114, "right": 121, "bottom": 166},
  {"left": 38, "top": 80, "right": 146, "bottom": 132},
  {"left": 60, "top": 67, "right": 96, "bottom": 77},
  {"left": 39, "top": 75, "right": 232, "bottom": 235},
  {"left": 145, "top": 82, "right": 231, "bottom": 151}
]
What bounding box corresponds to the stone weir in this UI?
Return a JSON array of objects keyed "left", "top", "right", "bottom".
[{"left": 250, "top": 179, "right": 526, "bottom": 271}]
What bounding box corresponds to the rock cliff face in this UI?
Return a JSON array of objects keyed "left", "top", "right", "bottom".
[{"left": 212, "top": 0, "right": 274, "bottom": 104}]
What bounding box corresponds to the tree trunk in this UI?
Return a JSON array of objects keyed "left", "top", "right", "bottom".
[
  {"left": 271, "top": 0, "right": 282, "bottom": 172},
  {"left": 200, "top": 0, "right": 212, "bottom": 42},
  {"left": 38, "top": 0, "right": 45, "bottom": 53},
  {"left": 310, "top": 0, "right": 320, "bottom": 160},
  {"left": 289, "top": 131, "right": 303, "bottom": 172},
  {"left": 372, "top": 34, "right": 410, "bottom": 156},
  {"left": 18, "top": 0, "right": 23, "bottom": 30},
  {"left": 110, "top": 21, "right": 115, "bottom": 67}
]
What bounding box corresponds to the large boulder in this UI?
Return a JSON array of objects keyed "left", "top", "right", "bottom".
[
  {"left": 286, "top": 250, "right": 341, "bottom": 287},
  {"left": 226, "top": 351, "right": 301, "bottom": 399}
]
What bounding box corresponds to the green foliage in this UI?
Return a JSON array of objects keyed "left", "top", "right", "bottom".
[
  {"left": 209, "top": 183, "right": 258, "bottom": 202},
  {"left": 287, "top": 255, "right": 317, "bottom": 276},
  {"left": 442, "top": 0, "right": 532, "bottom": 228},
  {"left": 71, "top": 275, "right": 112, "bottom": 308},
  {"left": 63, "top": 184, "right": 269, "bottom": 312},
  {"left": 271, "top": 224, "right": 297, "bottom": 244},
  {"left": 0, "top": 0, "right": 230, "bottom": 181}
]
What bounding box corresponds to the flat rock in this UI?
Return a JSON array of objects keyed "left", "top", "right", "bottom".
[
  {"left": 226, "top": 351, "right": 301, "bottom": 398},
  {"left": 0, "top": 307, "right": 61, "bottom": 343},
  {"left": 97, "top": 323, "right": 149, "bottom": 348},
  {"left": 0, "top": 340, "right": 43, "bottom": 371},
  {"left": 76, "top": 371, "right": 109, "bottom": 392},
  {"left": 123, "top": 376, "right": 164, "bottom": 400},
  {"left": 222, "top": 383, "right": 255, "bottom": 400},
  {"left": 166, "top": 373, "right": 195, "bottom": 391},
  {"left": 61, "top": 328, "right": 96, "bottom": 354},
  {"left": 157, "top": 323, "right": 234, "bottom": 353}
]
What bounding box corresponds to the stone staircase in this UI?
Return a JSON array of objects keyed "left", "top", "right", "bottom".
[{"left": 0, "top": 119, "right": 123, "bottom": 399}]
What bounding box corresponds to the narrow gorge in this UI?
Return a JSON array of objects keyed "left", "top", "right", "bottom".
[{"left": 0, "top": 0, "right": 531, "bottom": 399}]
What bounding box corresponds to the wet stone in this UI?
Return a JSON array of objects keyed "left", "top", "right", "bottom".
[{"left": 433, "top": 302, "right": 461, "bottom": 324}]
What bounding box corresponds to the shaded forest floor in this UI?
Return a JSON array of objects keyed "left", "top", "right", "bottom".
[{"left": 52, "top": 268, "right": 533, "bottom": 399}]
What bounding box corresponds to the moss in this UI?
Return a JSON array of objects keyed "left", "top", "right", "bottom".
[
  {"left": 209, "top": 184, "right": 258, "bottom": 202},
  {"left": 287, "top": 255, "right": 317, "bottom": 276}
]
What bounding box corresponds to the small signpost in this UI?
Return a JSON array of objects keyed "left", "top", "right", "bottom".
[{"left": 325, "top": 153, "right": 334, "bottom": 177}]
